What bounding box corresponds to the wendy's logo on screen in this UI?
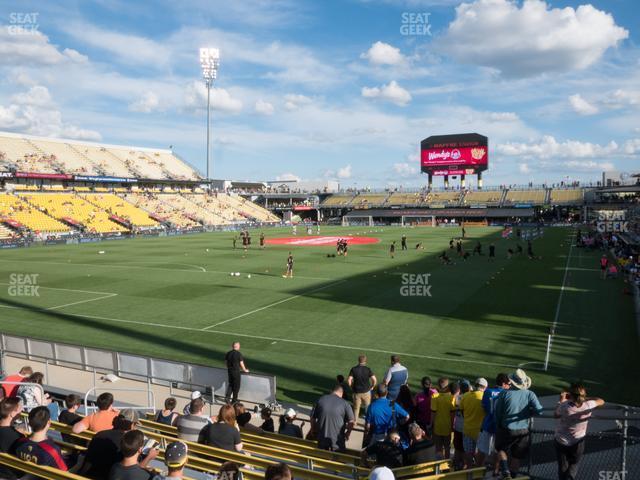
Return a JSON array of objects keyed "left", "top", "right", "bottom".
[{"left": 451, "top": 149, "right": 461, "bottom": 160}]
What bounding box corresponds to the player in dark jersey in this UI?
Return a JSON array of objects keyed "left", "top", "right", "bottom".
[
  {"left": 390, "top": 241, "right": 396, "bottom": 258},
  {"left": 283, "top": 252, "right": 294, "bottom": 278},
  {"left": 516, "top": 243, "right": 523, "bottom": 255},
  {"left": 488, "top": 243, "right": 496, "bottom": 261},
  {"left": 401, "top": 234, "right": 407, "bottom": 251},
  {"left": 439, "top": 251, "right": 452, "bottom": 265},
  {"left": 342, "top": 239, "right": 348, "bottom": 257},
  {"left": 232, "top": 236, "right": 237, "bottom": 249},
  {"left": 473, "top": 241, "right": 483, "bottom": 256},
  {"left": 259, "top": 232, "right": 265, "bottom": 249},
  {"left": 456, "top": 240, "right": 463, "bottom": 256},
  {"left": 449, "top": 239, "right": 454, "bottom": 249}
]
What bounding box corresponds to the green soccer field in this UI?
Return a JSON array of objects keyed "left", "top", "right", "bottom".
[{"left": 0, "top": 226, "right": 637, "bottom": 406}]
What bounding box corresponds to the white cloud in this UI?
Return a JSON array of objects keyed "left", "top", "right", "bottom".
[
  {"left": 488, "top": 112, "right": 519, "bottom": 122},
  {"left": 276, "top": 172, "right": 300, "bottom": 181},
  {"left": 569, "top": 94, "right": 598, "bottom": 116},
  {"left": 129, "top": 91, "right": 161, "bottom": 113},
  {"left": 183, "top": 82, "right": 243, "bottom": 113},
  {"left": 497, "top": 135, "right": 621, "bottom": 159},
  {"left": 337, "top": 164, "right": 352, "bottom": 179},
  {"left": 603, "top": 89, "right": 640, "bottom": 109},
  {"left": 393, "top": 162, "right": 418, "bottom": 177},
  {"left": 0, "top": 29, "right": 87, "bottom": 66},
  {"left": 623, "top": 139, "right": 640, "bottom": 155},
  {"left": 519, "top": 163, "right": 531, "bottom": 174},
  {"left": 362, "top": 80, "right": 411, "bottom": 106},
  {"left": 283, "top": 94, "right": 312, "bottom": 111},
  {"left": 439, "top": 0, "right": 628, "bottom": 77},
  {"left": 0, "top": 85, "right": 100, "bottom": 141},
  {"left": 361, "top": 41, "right": 406, "bottom": 66},
  {"left": 254, "top": 99, "right": 274, "bottom": 115}
]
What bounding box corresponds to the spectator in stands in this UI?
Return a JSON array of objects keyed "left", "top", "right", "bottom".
[
  {"left": 260, "top": 407, "right": 274, "bottom": 433},
  {"left": 182, "top": 391, "right": 203, "bottom": 415},
  {"left": 477, "top": 374, "right": 510, "bottom": 474},
  {"left": 364, "top": 384, "right": 410, "bottom": 447},
  {"left": 414, "top": 376, "right": 438, "bottom": 432},
  {"left": 59, "top": 394, "right": 82, "bottom": 426},
  {"left": 494, "top": 369, "right": 543, "bottom": 480},
  {"left": 176, "top": 397, "right": 210, "bottom": 443},
  {"left": 264, "top": 463, "right": 292, "bottom": 480},
  {"left": 431, "top": 382, "right": 456, "bottom": 460},
  {"left": 15, "top": 406, "right": 67, "bottom": 471},
  {"left": 1, "top": 366, "right": 32, "bottom": 398},
  {"left": 0, "top": 398, "right": 24, "bottom": 480},
  {"left": 155, "top": 398, "right": 179, "bottom": 427},
  {"left": 461, "top": 378, "right": 487, "bottom": 468},
  {"left": 15, "top": 372, "right": 50, "bottom": 412},
  {"left": 363, "top": 429, "right": 403, "bottom": 468},
  {"left": 451, "top": 381, "right": 466, "bottom": 469},
  {"left": 554, "top": 383, "right": 605, "bottom": 480},
  {"left": 225, "top": 342, "right": 249, "bottom": 404},
  {"left": 234, "top": 403, "right": 261, "bottom": 433},
  {"left": 218, "top": 462, "right": 242, "bottom": 480},
  {"left": 383, "top": 356, "right": 408, "bottom": 401},
  {"left": 73, "top": 392, "right": 119, "bottom": 434},
  {"left": 108, "top": 429, "right": 158, "bottom": 480},
  {"left": 311, "top": 384, "right": 355, "bottom": 452},
  {"left": 80, "top": 409, "right": 140, "bottom": 480},
  {"left": 403, "top": 423, "right": 435, "bottom": 466},
  {"left": 278, "top": 408, "right": 303, "bottom": 438},
  {"left": 347, "top": 354, "right": 377, "bottom": 422},
  {"left": 396, "top": 385, "right": 415, "bottom": 421},
  {"left": 200, "top": 404, "right": 243, "bottom": 453},
  {"left": 152, "top": 441, "right": 188, "bottom": 480}
]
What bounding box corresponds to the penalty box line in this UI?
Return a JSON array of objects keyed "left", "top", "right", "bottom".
[
  {"left": 0, "top": 283, "right": 118, "bottom": 311},
  {"left": 202, "top": 279, "right": 347, "bottom": 330}
]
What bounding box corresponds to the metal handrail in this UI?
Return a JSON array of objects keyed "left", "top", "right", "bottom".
[{"left": 83, "top": 386, "right": 155, "bottom": 415}]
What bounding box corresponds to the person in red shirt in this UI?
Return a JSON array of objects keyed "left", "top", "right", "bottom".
[
  {"left": 414, "top": 376, "right": 439, "bottom": 432},
  {"left": 15, "top": 406, "right": 67, "bottom": 471},
  {"left": 1, "top": 366, "right": 33, "bottom": 398}
]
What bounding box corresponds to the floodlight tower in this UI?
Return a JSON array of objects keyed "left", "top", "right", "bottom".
[{"left": 199, "top": 47, "right": 219, "bottom": 182}]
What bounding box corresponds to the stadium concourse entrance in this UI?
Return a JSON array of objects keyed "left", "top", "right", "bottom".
[{"left": 343, "top": 207, "right": 535, "bottom": 226}]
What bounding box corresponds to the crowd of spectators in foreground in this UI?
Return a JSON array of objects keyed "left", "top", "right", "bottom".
[{"left": 0, "top": 357, "right": 606, "bottom": 480}]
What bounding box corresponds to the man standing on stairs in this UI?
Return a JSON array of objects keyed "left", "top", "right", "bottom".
[{"left": 224, "top": 342, "right": 249, "bottom": 404}]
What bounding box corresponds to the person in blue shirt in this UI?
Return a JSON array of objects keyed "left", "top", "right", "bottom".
[
  {"left": 364, "top": 384, "right": 410, "bottom": 446},
  {"left": 383, "top": 355, "right": 408, "bottom": 402},
  {"left": 477, "top": 373, "right": 511, "bottom": 474},
  {"left": 494, "top": 369, "right": 543, "bottom": 480}
]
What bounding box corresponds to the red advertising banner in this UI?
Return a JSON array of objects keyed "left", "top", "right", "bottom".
[
  {"left": 16, "top": 171, "right": 73, "bottom": 180},
  {"left": 421, "top": 146, "right": 488, "bottom": 168}
]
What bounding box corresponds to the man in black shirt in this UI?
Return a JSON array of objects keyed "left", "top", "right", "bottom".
[
  {"left": 224, "top": 342, "right": 249, "bottom": 403},
  {"left": 0, "top": 398, "right": 24, "bottom": 480},
  {"left": 347, "top": 355, "right": 377, "bottom": 423},
  {"left": 108, "top": 430, "right": 157, "bottom": 480},
  {"left": 403, "top": 423, "right": 435, "bottom": 466},
  {"left": 363, "top": 429, "right": 403, "bottom": 468}
]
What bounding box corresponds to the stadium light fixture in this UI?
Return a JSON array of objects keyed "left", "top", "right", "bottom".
[{"left": 199, "top": 47, "right": 220, "bottom": 182}]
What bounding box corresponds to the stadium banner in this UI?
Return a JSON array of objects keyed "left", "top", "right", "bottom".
[
  {"left": 16, "top": 172, "right": 73, "bottom": 180},
  {"left": 0, "top": 243, "right": 19, "bottom": 249},
  {"left": 293, "top": 206, "right": 314, "bottom": 211},
  {"left": 1, "top": 218, "right": 23, "bottom": 229},
  {"left": 420, "top": 133, "right": 488, "bottom": 175},
  {"left": 74, "top": 175, "right": 138, "bottom": 183}
]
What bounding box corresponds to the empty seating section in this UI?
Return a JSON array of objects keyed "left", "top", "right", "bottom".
[
  {"left": 122, "top": 193, "right": 200, "bottom": 228},
  {"left": 0, "top": 136, "right": 60, "bottom": 173},
  {"left": 185, "top": 193, "right": 245, "bottom": 222},
  {"left": 0, "top": 224, "right": 14, "bottom": 239},
  {"left": 550, "top": 189, "right": 583, "bottom": 204},
  {"left": 463, "top": 190, "right": 502, "bottom": 205},
  {"left": 352, "top": 193, "right": 388, "bottom": 207},
  {"left": 32, "top": 140, "right": 100, "bottom": 176},
  {"left": 82, "top": 194, "right": 159, "bottom": 227},
  {"left": 386, "top": 192, "right": 425, "bottom": 206},
  {"left": 505, "top": 189, "right": 546, "bottom": 204},
  {"left": 320, "top": 194, "right": 355, "bottom": 207},
  {"left": 425, "top": 191, "right": 461, "bottom": 206},
  {"left": 221, "top": 194, "right": 280, "bottom": 222},
  {"left": 150, "top": 151, "right": 200, "bottom": 181},
  {"left": 22, "top": 193, "right": 127, "bottom": 233},
  {"left": 161, "top": 194, "right": 226, "bottom": 225},
  {"left": 0, "top": 193, "right": 70, "bottom": 233},
  {"left": 70, "top": 144, "right": 133, "bottom": 177}
]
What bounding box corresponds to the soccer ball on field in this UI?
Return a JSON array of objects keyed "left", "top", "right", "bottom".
[{"left": 247, "top": 274, "right": 251, "bottom": 279}]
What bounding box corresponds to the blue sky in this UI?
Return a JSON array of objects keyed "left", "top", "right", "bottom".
[{"left": 0, "top": 0, "right": 638, "bottom": 188}]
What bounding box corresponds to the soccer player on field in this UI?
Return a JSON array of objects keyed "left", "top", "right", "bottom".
[
  {"left": 283, "top": 252, "right": 294, "bottom": 278},
  {"left": 260, "top": 232, "right": 265, "bottom": 249},
  {"left": 390, "top": 241, "right": 396, "bottom": 258}
]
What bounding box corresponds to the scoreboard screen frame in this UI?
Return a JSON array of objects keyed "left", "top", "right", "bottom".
[{"left": 420, "top": 133, "right": 488, "bottom": 175}]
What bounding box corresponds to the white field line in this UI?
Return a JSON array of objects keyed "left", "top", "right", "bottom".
[
  {"left": 7, "top": 309, "right": 518, "bottom": 369},
  {"left": 47, "top": 293, "right": 118, "bottom": 311},
  {"left": 0, "top": 283, "right": 117, "bottom": 296},
  {"left": 202, "top": 280, "right": 347, "bottom": 330}
]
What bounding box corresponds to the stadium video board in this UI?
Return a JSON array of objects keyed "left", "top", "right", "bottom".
[{"left": 420, "top": 133, "right": 488, "bottom": 175}]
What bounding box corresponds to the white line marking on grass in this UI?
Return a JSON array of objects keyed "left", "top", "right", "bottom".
[
  {"left": 0, "top": 283, "right": 116, "bottom": 296},
  {"left": 47, "top": 293, "right": 118, "bottom": 311},
  {"left": 202, "top": 280, "right": 347, "bottom": 330}
]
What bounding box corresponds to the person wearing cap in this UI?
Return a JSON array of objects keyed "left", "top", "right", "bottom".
[
  {"left": 477, "top": 373, "right": 511, "bottom": 474},
  {"left": 79, "top": 408, "right": 141, "bottom": 480},
  {"left": 152, "top": 441, "right": 188, "bottom": 480},
  {"left": 278, "top": 408, "right": 303, "bottom": 438},
  {"left": 460, "top": 378, "right": 488, "bottom": 468},
  {"left": 73, "top": 392, "right": 119, "bottom": 434},
  {"left": 224, "top": 342, "right": 249, "bottom": 404},
  {"left": 364, "top": 384, "right": 410, "bottom": 447},
  {"left": 494, "top": 369, "right": 543, "bottom": 480},
  {"left": 108, "top": 429, "right": 158, "bottom": 480},
  {"left": 182, "top": 391, "right": 202, "bottom": 415}
]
